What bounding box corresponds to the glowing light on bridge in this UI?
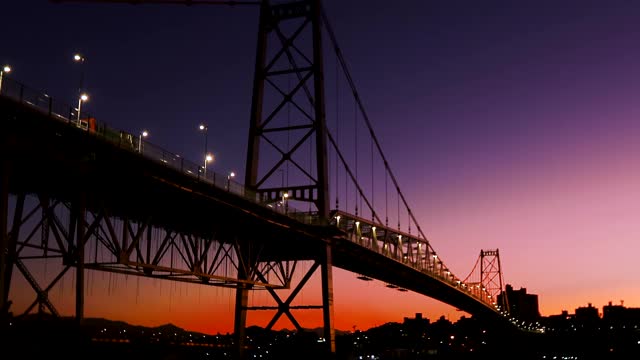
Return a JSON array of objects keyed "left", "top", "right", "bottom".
[
  {"left": 76, "top": 93, "right": 89, "bottom": 123},
  {"left": 138, "top": 130, "right": 148, "bottom": 153},
  {"left": 0, "top": 65, "right": 12, "bottom": 93}
]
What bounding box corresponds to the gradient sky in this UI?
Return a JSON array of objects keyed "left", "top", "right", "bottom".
[{"left": 4, "top": 0, "right": 640, "bottom": 334}]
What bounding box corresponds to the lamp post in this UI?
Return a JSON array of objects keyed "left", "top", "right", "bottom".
[
  {"left": 139, "top": 130, "right": 148, "bottom": 153},
  {"left": 282, "top": 192, "right": 289, "bottom": 214},
  {"left": 0, "top": 65, "right": 11, "bottom": 93},
  {"left": 227, "top": 171, "right": 235, "bottom": 190},
  {"left": 77, "top": 93, "right": 89, "bottom": 125},
  {"left": 204, "top": 153, "right": 214, "bottom": 178},
  {"left": 73, "top": 53, "right": 86, "bottom": 95},
  {"left": 199, "top": 124, "right": 208, "bottom": 173}
]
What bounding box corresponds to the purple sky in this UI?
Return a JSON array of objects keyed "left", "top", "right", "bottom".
[{"left": 4, "top": 0, "right": 640, "bottom": 333}]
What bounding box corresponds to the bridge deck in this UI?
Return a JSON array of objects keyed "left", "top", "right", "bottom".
[{"left": 0, "top": 80, "right": 528, "bottom": 330}]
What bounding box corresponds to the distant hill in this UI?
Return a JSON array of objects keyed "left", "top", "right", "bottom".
[{"left": 10, "top": 314, "right": 349, "bottom": 337}]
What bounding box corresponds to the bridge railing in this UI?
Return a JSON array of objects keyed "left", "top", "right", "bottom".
[
  {"left": 0, "top": 76, "right": 324, "bottom": 225},
  {"left": 330, "top": 210, "right": 501, "bottom": 311}
]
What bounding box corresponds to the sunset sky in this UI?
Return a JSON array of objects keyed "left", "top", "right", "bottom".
[{"left": 4, "top": 0, "right": 640, "bottom": 334}]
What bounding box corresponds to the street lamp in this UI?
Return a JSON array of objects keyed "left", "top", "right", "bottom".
[
  {"left": 0, "top": 65, "right": 11, "bottom": 93},
  {"left": 204, "top": 153, "right": 214, "bottom": 177},
  {"left": 282, "top": 192, "right": 289, "bottom": 214},
  {"left": 199, "top": 124, "right": 208, "bottom": 174},
  {"left": 138, "top": 130, "right": 148, "bottom": 153},
  {"left": 227, "top": 171, "right": 235, "bottom": 190},
  {"left": 73, "top": 53, "right": 86, "bottom": 95},
  {"left": 77, "top": 93, "right": 89, "bottom": 124}
]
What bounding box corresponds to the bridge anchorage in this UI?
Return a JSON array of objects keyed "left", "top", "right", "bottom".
[{"left": 1, "top": 0, "right": 544, "bottom": 359}]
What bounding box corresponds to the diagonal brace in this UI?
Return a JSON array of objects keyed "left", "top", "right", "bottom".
[{"left": 256, "top": 260, "right": 320, "bottom": 331}]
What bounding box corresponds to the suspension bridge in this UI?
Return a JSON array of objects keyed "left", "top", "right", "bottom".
[{"left": 0, "top": 1, "right": 541, "bottom": 359}]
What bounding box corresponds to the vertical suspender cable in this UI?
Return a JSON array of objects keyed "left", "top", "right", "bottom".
[
  {"left": 335, "top": 52, "right": 340, "bottom": 210},
  {"left": 371, "top": 134, "right": 374, "bottom": 221},
  {"left": 385, "top": 171, "right": 388, "bottom": 226},
  {"left": 287, "top": 75, "right": 291, "bottom": 190},
  {"left": 397, "top": 187, "right": 400, "bottom": 230},
  {"left": 344, "top": 106, "right": 349, "bottom": 214},
  {"left": 322, "top": 9, "right": 429, "bottom": 242},
  {"left": 354, "top": 96, "right": 358, "bottom": 216},
  {"left": 309, "top": 115, "right": 313, "bottom": 212}
]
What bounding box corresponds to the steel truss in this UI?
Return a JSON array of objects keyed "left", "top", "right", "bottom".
[{"left": 1, "top": 191, "right": 299, "bottom": 319}]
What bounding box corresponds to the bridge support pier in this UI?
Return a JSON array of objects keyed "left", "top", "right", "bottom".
[
  {"left": 73, "top": 195, "right": 86, "bottom": 323},
  {"left": 321, "top": 242, "right": 336, "bottom": 357},
  {"left": 233, "top": 269, "right": 250, "bottom": 360},
  {"left": 233, "top": 236, "right": 254, "bottom": 360},
  {"left": 0, "top": 160, "right": 9, "bottom": 318}
]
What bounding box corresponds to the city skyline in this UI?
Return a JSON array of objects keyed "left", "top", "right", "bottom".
[{"left": 3, "top": 0, "right": 640, "bottom": 335}]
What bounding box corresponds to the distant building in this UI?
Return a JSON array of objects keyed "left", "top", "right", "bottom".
[
  {"left": 575, "top": 303, "right": 599, "bottom": 322},
  {"left": 497, "top": 284, "right": 540, "bottom": 322},
  {"left": 603, "top": 301, "right": 640, "bottom": 326},
  {"left": 403, "top": 312, "right": 430, "bottom": 338},
  {"left": 403, "top": 313, "right": 430, "bottom": 328},
  {"left": 546, "top": 310, "right": 573, "bottom": 322}
]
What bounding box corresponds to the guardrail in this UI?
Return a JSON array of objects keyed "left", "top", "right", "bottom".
[
  {"left": 0, "top": 76, "right": 321, "bottom": 225},
  {"left": 330, "top": 210, "right": 498, "bottom": 307}
]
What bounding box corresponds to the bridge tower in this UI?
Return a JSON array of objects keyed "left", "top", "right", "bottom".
[
  {"left": 237, "top": 0, "right": 334, "bottom": 358},
  {"left": 245, "top": 0, "right": 330, "bottom": 220},
  {"left": 480, "top": 249, "right": 509, "bottom": 312}
]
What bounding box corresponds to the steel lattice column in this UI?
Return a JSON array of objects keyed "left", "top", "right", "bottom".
[
  {"left": 233, "top": 238, "right": 252, "bottom": 360},
  {"left": 74, "top": 194, "right": 86, "bottom": 323},
  {"left": 320, "top": 241, "right": 336, "bottom": 356},
  {"left": 0, "top": 159, "right": 9, "bottom": 317}
]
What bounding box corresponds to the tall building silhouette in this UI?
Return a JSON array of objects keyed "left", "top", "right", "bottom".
[{"left": 497, "top": 284, "right": 540, "bottom": 322}]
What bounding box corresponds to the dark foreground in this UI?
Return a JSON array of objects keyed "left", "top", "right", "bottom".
[{"left": 2, "top": 315, "right": 639, "bottom": 360}]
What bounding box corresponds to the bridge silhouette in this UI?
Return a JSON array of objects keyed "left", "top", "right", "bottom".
[{"left": 0, "top": 1, "right": 542, "bottom": 358}]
